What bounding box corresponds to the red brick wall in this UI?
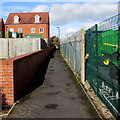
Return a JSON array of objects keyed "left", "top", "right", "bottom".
[
  {"left": 0, "top": 60, "right": 14, "bottom": 105},
  {"left": 5, "top": 24, "right": 49, "bottom": 39},
  {"left": 0, "top": 46, "right": 54, "bottom": 105}
]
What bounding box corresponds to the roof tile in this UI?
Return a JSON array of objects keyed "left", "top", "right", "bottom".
[{"left": 5, "top": 12, "right": 49, "bottom": 24}]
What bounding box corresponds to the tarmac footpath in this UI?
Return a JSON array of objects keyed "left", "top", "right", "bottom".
[{"left": 5, "top": 50, "right": 100, "bottom": 119}]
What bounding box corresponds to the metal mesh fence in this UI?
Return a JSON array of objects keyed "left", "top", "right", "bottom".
[
  {"left": 86, "top": 14, "right": 120, "bottom": 117},
  {"left": 61, "top": 14, "right": 120, "bottom": 117},
  {"left": 60, "top": 31, "right": 82, "bottom": 78}
]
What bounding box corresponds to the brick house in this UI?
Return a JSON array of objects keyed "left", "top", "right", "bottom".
[
  {"left": 5, "top": 12, "right": 49, "bottom": 39},
  {"left": 0, "top": 18, "right": 5, "bottom": 38}
]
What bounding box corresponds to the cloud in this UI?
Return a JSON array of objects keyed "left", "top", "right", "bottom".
[
  {"left": 31, "top": 2, "right": 118, "bottom": 37},
  {"left": 65, "top": 28, "right": 78, "bottom": 36},
  {"left": 32, "top": 5, "right": 49, "bottom": 12},
  {"left": 50, "top": 3, "right": 118, "bottom": 26},
  {"left": 23, "top": 11, "right": 29, "bottom": 13},
  {"left": 80, "top": 21, "right": 98, "bottom": 30}
]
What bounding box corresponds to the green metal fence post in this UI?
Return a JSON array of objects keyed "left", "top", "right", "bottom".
[{"left": 95, "top": 24, "right": 99, "bottom": 95}]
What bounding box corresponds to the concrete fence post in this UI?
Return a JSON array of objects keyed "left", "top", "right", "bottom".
[
  {"left": 68, "top": 37, "right": 71, "bottom": 64},
  {"left": 80, "top": 29, "right": 85, "bottom": 85},
  {"left": 74, "top": 36, "right": 76, "bottom": 72}
]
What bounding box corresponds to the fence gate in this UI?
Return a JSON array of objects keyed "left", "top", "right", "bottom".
[{"left": 85, "top": 14, "right": 120, "bottom": 117}]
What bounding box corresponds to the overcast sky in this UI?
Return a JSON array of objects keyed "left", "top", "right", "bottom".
[{"left": 0, "top": 0, "right": 119, "bottom": 38}]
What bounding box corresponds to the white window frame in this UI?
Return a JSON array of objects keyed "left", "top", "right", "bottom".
[
  {"left": 35, "top": 15, "right": 40, "bottom": 23},
  {"left": 14, "top": 15, "right": 19, "bottom": 23},
  {"left": 31, "top": 28, "right": 35, "bottom": 33},
  {"left": 39, "top": 28, "right": 44, "bottom": 33},
  {"left": 9, "top": 28, "right": 14, "bottom": 32},
  {"left": 18, "top": 28, "right": 22, "bottom": 33}
]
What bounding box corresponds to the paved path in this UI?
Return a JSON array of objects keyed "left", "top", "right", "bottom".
[{"left": 7, "top": 51, "right": 99, "bottom": 118}]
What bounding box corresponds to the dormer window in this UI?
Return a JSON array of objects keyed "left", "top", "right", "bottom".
[
  {"left": 35, "top": 15, "right": 40, "bottom": 23},
  {"left": 14, "top": 15, "right": 19, "bottom": 23}
]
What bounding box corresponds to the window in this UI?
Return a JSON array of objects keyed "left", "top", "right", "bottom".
[
  {"left": 18, "top": 28, "right": 22, "bottom": 33},
  {"left": 9, "top": 28, "right": 14, "bottom": 32},
  {"left": 14, "top": 15, "right": 19, "bottom": 23},
  {"left": 39, "top": 28, "right": 44, "bottom": 33},
  {"left": 35, "top": 15, "right": 40, "bottom": 23},
  {"left": 31, "top": 28, "right": 35, "bottom": 33}
]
